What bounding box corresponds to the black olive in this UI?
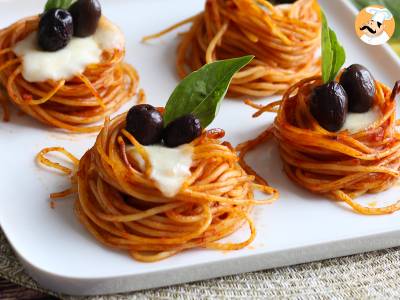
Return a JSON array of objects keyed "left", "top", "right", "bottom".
[
  {"left": 163, "top": 114, "right": 202, "bottom": 147},
  {"left": 69, "top": 0, "right": 102, "bottom": 37},
  {"left": 126, "top": 104, "right": 163, "bottom": 145},
  {"left": 339, "top": 64, "right": 375, "bottom": 113},
  {"left": 38, "top": 9, "right": 73, "bottom": 52},
  {"left": 310, "top": 81, "right": 348, "bottom": 132}
]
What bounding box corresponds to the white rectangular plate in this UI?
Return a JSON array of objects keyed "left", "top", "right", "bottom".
[{"left": 1, "top": 0, "right": 400, "bottom": 296}]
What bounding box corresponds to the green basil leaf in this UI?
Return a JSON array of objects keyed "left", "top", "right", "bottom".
[
  {"left": 328, "top": 28, "right": 346, "bottom": 82},
  {"left": 164, "top": 55, "right": 254, "bottom": 128},
  {"left": 321, "top": 11, "right": 333, "bottom": 83},
  {"left": 44, "top": 0, "right": 74, "bottom": 11},
  {"left": 321, "top": 10, "right": 346, "bottom": 83}
]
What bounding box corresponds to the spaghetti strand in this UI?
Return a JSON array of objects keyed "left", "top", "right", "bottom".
[
  {"left": 143, "top": 0, "right": 321, "bottom": 97},
  {"left": 238, "top": 76, "right": 400, "bottom": 215},
  {"left": 38, "top": 113, "right": 279, "bottom": 262},
  {"left": 0, "top": 16, "right": 140, "bottom": 132}
]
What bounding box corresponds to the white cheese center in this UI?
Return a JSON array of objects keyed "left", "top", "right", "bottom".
[
  {"left": 126, "top": 145, "right": 193, "bottom": 198},
  {"left": 341, "top": 107, "right": 381, "bottom": 133},
  {"left": 13, "top": 17, "right": 124, "bottom": 82}
]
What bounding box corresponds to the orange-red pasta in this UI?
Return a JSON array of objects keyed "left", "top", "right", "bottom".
[
  {"left": 0, "top": 16, "right": 140, "bottom": 133},
  {"left": 238, "top": 76, "right": 400, "bottom": 215},
  {"left": 143, "top": 0, "right": 321, "bottom": 97},
  {"left": 37, "top": 113, "right": 279, "bottom": 262}
]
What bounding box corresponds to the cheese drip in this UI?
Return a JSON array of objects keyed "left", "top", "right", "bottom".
[{"left": 127, "top": 144, "right": 193, "bottom": 198}]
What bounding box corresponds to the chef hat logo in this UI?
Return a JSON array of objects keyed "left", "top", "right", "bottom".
[
  {"left": 355, "top": 5, "right": 395, "bottom": 46},
  {"left": 366, "top": 7, "right": 393, "bottom": 24}
]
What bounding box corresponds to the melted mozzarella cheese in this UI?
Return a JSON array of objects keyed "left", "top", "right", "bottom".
[
  {"left": 93, "top": 18, "right": 125, "bottom": 50},
  {"left": 126, "top": 144, "right": 193, "bottom": 198},
  {"left": 341, "top": 107, "right": 381, "bottom": 133},
  {"left": 13, "top": 33, "right": 101, "bottom": 82},
  {"left": 13, "top": 17, "right": 124, "bottom": 82}
]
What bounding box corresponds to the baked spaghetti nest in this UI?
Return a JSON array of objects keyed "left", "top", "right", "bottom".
[
  {"left": 239, "top": 76, "right": 400, "bottom": 215},
  {"left": 143, "top": 0, "right": 321, "bottom": 97},
  {"left": 0, "top": 16, "right": 140, "bottom": 132},
  {"left": 38, "top": 113, "right": 278, "bottom": 262}
]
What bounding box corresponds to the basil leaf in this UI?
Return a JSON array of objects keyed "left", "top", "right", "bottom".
[
  {"left": 328, "top": 28, "right": 346, "bottom": 82},
  {"left": 164, "top": 55, "right": 254, "bottom": 128},
  {"left": 44, "top": 0, "right": 74, "bottom": 11},
  {"left": 321, "top": 10, "right": 346, "bottom": 83},
  {"left": 321, "top": 11, "right": 333, "bottom": 83}
]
